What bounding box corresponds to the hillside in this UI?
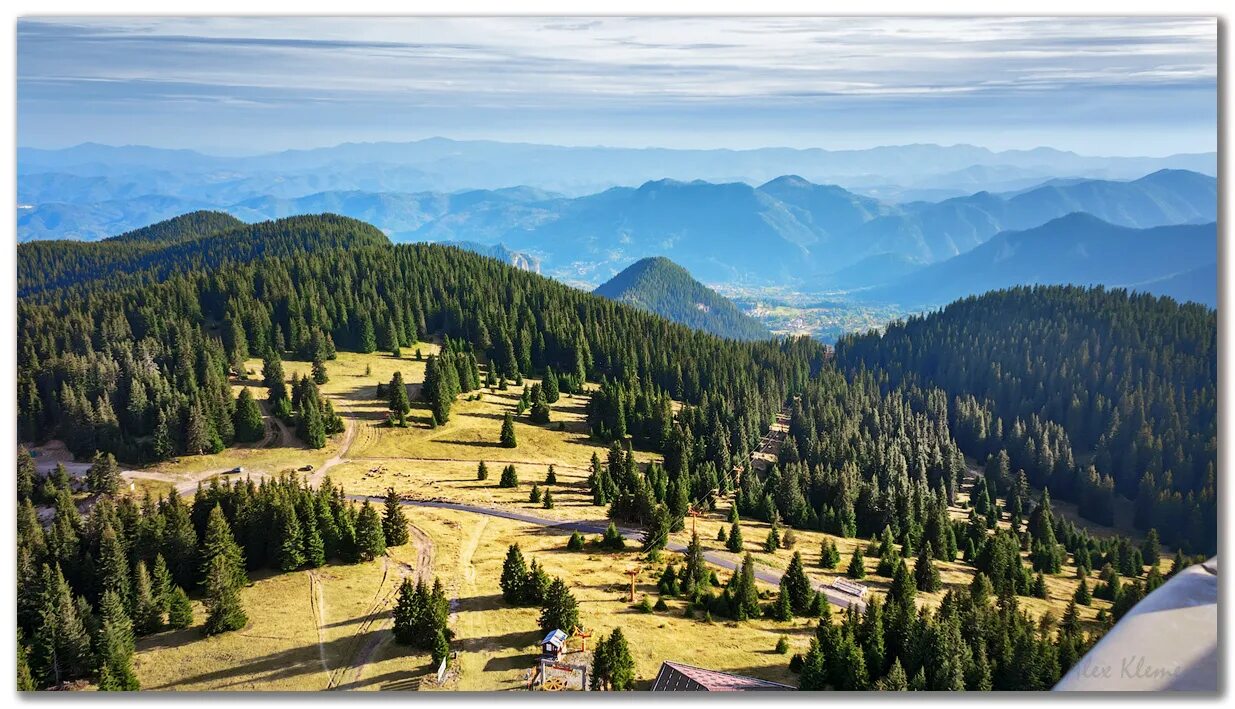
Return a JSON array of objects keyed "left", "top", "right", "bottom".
[
  {"left": 593, "top": 257, "right": 772, "bottom": 340},
  {"left": 106, "top": 210, "right": 245, "bottom": 243},
  {"left": 18, "top": 213, "right": 388, "bottom": 298},
  {"left": 862, "top": 214, "right": 1217, "bottom": 307}
]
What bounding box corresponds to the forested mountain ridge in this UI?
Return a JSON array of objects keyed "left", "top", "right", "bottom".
[
  {"left": 18, "top": 213, "right": 388, "bottom": 299},
  {"left": 106, "top": 210, "right": 245, "bottom": 244},
  {"left": 594, "top": 257, "right": 772, "bottom": 340},
  {"left": 863, "top": 214, "right": 1218, "bottom": 307},
  {"left": 836, "top": 285, "right": 1216, "bottom": 553}
]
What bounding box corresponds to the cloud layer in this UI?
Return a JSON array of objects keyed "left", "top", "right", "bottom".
[{"left": 17, "top": 16, "right": 1217, "bottom": 155}]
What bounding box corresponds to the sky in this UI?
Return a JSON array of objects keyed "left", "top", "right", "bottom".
[{"left": 16, "top": 16, "right": 1218, "bottom": 156}]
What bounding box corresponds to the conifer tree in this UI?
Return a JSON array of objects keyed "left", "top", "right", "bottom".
[
  {"left": 392, "top": 578, "right": 419, "bottom": 645},
  {"left": 311, "top": 356, "right": 329, "bottom": 385},
  {"left": 543, "top": 488, "right": 555, "bottom": 509},
  {"left": 202, "top": 555, "right": 247, "bottom": 635},
  {"left": 602, "top": 522, "right": 626, "bottom": 551},
  {"left": 538, "top": 578, "right": 580, "bottom": 634},
  {"left": 387, "top": 371, "right": 410, "bottom": 425},
  {"left": 32, "top": 564, "right": 93, "bottom": 686},
  {"left": 382, "top": 488, "right": 410, "bottom": 547},
  {"left": 847, "top": 546, "right": 866, "bottom": 580},
  {"left": 132, "top": 560, "right": 163, "bottom": 636},
  {"left": 232, "top": 388, "right": 265, "bottom": 442},
  {"left": 87, "top": 451, "right": 122, "bottom": 495},
  {"left": 476, "top": 461, "right": 488, "bottom": 481},
  {"left": 915, "top": 543, "right": 941, "bottom": 592},
  {"left": 1074, "top": 575, "right": 1092, "bottom": 605},
  {"left": 167, "top": 586, "right": 194, "bottom": 629},
  {"left": 566, "top": 531, "right": 585, "bottom": 551},
  {"left": 275, "top": 503, "right": 305, "bottom": 571},
  {"left": 543, "top": 367, "right": 561, "bottom": 403},
  {"left": 726, "top": 522, "right": 744, "bottom": 553},
  {"left": 95, "top": 590, "right": 139, "bottom": 690},
  {"left": 201, "top": 504, "right": 248, "bottom": 588},
  {"left": 355, "top": 500, "right": 387, "bottom": 561},
  {"left": 545, "top": 465, "right": 557, "bottom": 485},
  {"left": 499, "top": 464, "right": 519, "bottom": 488},
  {"left": 500, "top": 413, "right": 517, "bottom": 448},
  {"left": 782, "top": 551, "right": 815, "bottom": 615},
  {"left": 500, "top": 544, "right": 528, "bottom": 604}
]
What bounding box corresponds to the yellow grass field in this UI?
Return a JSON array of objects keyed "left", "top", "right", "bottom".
[{"left": 124, "top": 349, "right": 1130, "bottom": 690}]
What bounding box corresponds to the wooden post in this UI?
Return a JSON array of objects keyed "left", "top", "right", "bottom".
[{"left": 626, "top": 568, "right": 639, "bottom": 603}]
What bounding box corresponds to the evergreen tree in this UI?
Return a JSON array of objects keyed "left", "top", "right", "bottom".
[
  {"left": 726, "top": 523, "right": 744, "bottom": 553},
  {"left": 538, "top": 578, "right": 580, "bottom": 634},
  {"left": 500, "top": 413, "right": 517, "bottom": 448},
  {"left": 499, "top": 464, "right": 519, "bottom": 488},
  {"left": 382, "top": 488, "right": 410, "bottom": 547},
  {"left": 311, "top": 356, "right": 329, "bottom": 385},
  {"left": 167, "top": 586, "right": 194, "bottom": 629},
  {"left": 275, "top": 502, "right": 305, "bottom": 571},
  {"left": 387, "top": 371, "right": 411, "bottom": 424},
  {"left": 202, "top": 555, "right": 247, "bottom": 635},
  {"left": 782, "top": 552, "right": 815, "bottom": 615},
  {"left": 592, "top": 628, "right": 635, "bottom": 690},
  {"left": 500, "top": 544, "right": 528, "bottom": 604},
  {"left": 132, "top": 560, "right": 163, "bottom": 636},
  {"left": 87, "top": 451, "right": 122, "bottom": 495},
  {"left": 232, "top": 388, "right": 265, "bottom": 442},
  {"left": 847, "top": 546, "right": 866, "bottom": 580},
  {"left": 542, "top": 488, "right": 555, "bottom": 510},
  {"left": 915, "top": 543, "right": 941, "bottom": 592},
  {"left": 392, "top": 578, "right": 419, "bottom": 645},
  {"left": 476, "top": 461, "right": 488, "bottom": 481},
  {"left": 566, "top": 531, "right": 585, "bottom": 551},
  {"left": 95, "top": 590, "right": 139, "bottom": 690},
  {"left": 355, "top": 501, "right": 387, "bottom": 561},
  {"left": 201, "top": 504, "right": 248, "bottom": 588}
]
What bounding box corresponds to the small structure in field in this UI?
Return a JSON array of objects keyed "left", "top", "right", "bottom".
[
  {"left": 831, "top": 577, "right": 869, "bottom": 600},
  {"left": 540, "top": 629, "right": 568, "bottom": 660},
  {"left": 650, "top": 661, "right": 795, "bottom": 692}
]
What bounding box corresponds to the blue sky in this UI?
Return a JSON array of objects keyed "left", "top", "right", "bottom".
[{"left": 16, "top": 16, "right": 1217, "bottom": 156}]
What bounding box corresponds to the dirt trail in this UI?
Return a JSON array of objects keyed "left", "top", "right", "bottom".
[
  {"left": 311, "top": 407, "right": 359, "bottom": 488},
  {"left": 308, "top": 570, "right": 331, "bottom": 678},
  {"left": 329, "top": 520, "right": 436, "bottom": 690}
]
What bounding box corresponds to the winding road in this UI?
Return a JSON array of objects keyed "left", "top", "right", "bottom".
[{"left": 346, "top": 495, "right": 863, "bottom": 612}]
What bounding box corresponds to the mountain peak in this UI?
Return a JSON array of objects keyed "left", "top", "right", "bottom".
[{"left": 594, "top": 257, "right": 771, "bottom": 340}]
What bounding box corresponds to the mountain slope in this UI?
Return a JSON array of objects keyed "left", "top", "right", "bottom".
[
  {"left": 593, "top": 257, "right": 771, "bottom": 340},
  {"left": 864, "top": 214, "right": 1217, "bottom": 307},
  {"left": 439, "top": 241, "right": 541, "bottom": 273}
]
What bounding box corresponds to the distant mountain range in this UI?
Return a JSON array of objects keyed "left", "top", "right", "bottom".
[
  {"left": 18, "top": 167, "right": 1215, "bottom": 286},
  {"left": 862, "top": 214, "right": 1218, "bottom": 308},
  {"left": 19, "top": 139, "right": 1215, "bottom": 199},
  {"left": 593, "top": 257, "right": 771, "bottom": 340}
]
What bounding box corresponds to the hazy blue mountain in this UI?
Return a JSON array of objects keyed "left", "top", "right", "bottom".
[
  {"left": 594, "top": 256, "right": 771, "bottom": 340},
  {"left": 19, "top": 138, "right": 1216, "bottom": 198},
  {"left": 18, "top": 194, "right": 213, "bottom": 241},
  {"left": 864, "top": 214, "right": 1217, "bottom": 307},
  {"left": 439, "top": 241, "right": 541, "bottom": 273},
  {"left": 1133, "top": 263, "right": 1219, "bottom": 308},
  {"left": 821, "top": 253, "right": 927, "bottom": 291},
  {"left": 502, "top": 179, "right": 820, "bottom": 283},
  {"left": 16, "top": 156, "right": 1218, "bottom": 286}
]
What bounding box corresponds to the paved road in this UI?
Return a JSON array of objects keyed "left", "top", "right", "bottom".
[{"left": 347, "top": 495, "right": 862, "bottom": 612}]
